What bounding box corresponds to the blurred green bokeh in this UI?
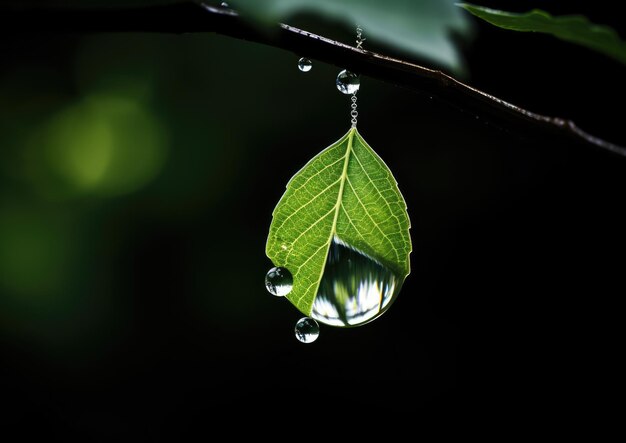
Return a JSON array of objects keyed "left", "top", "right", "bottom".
[
  {"left": 0, "top": 33, "right": 239, "bottom": 350},
  {"left": 0, "top": 24, "right": 359, "bottom": 357},
  {"left": 0, "top": 204, "right": 73, "bottom": 299},
  {"left": 29, "top": 94, "right": 167, "bottom": 197}
]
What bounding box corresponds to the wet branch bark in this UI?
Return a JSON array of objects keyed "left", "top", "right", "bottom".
[{"left": 2, "top": 2, "right": 624, "bottom": 157}]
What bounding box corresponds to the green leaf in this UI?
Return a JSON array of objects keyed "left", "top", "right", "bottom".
[
  {"left": 459, "top": 4, "right": 626, "bottom": 65},
  {"left": 234, "top": 0, "right": 472, "bottom": 72},
  {"left": 266, "top": 128, "right": 411, "bottom": 316}
]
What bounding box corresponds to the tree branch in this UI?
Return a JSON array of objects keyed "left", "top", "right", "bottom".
[{"left": 2, "top": 2, "right": 624, "bottom": 157}]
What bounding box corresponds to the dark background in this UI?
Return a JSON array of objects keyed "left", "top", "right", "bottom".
[{"left": 1, "top": 0, "right": 624, "bottom": 437}]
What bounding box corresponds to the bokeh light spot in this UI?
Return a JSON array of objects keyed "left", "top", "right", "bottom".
[
  {"left": 0, "top": 207, "right": 72, "bottom": 301},
  {"left": 42, "top": 94, "right": 168, "bottom": 196}
]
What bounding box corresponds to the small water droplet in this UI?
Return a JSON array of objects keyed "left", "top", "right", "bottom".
[
  {"left": 295, "top": 317, "right": 319, "bottom": 343},
  {"left": 336, "top": 70, "right": 360, "bottom": 94},
  {"left": 298, "top": 57, "right": 312, "bottom": 72},
  {"left": 265, "top": 266, "right": 293, "bottom": 296},
  {"left": 220, "top": 2, "right": 229, "bottom": 7},
  {"left": 311, "top": 236, "right": 402, "bottom": 327}
]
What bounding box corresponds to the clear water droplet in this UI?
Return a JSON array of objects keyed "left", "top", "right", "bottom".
[
  {"left": 311, "top": 236, "right": 402, "bottom": 327},
  {"left": 220, "top": 2, "right": 229, "bottom": 7},
  {"left": 336, "top": 70, "right": 360, "bottom": 94},
  {"left": 298, "top": 57, "right": 312, "bottom": 72},
  {"left": 295, "top": 317, "right": 319, "bottom": 343},
  {"left": 265, "top": 266, "right": 293, "bottom": 296}
]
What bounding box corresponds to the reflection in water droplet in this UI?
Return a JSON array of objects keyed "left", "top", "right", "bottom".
[
  {"left": 220, "top": 2, "right": 229, "bottom": 7},
  {"left": 265, "top": 266, "right": 293, "bottom": 296},
  {"left": 298, "top": 57, "right": 313, "bottom": 72},
  {"left": 295, "top": 317, "right": 319, "bottom": 343},
  {"left": 311, "top": 236, "right": 402, "bottom": 327},
  {"left": 336, "top": 70, "right": 360, "bottom": 94}
]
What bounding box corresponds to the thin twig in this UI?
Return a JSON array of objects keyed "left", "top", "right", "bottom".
[{"left": 1, "top": 2, "right": 624, "bottom": 156}]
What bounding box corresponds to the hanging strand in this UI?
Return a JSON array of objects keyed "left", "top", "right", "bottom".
[
  {"left": 355, "top": 25, "right": 366, "bottom": 49},
  {"left": 351, "top": 26, "right": 365, "bottom": 128}
]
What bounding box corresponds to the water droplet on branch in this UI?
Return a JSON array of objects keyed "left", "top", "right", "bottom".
[
  {"left": 265, "top": 266, "right": 293, "bottom": 296},
  {"left": 336, "top": 70, "right": 360, "bottom": 94},
  {"left": 298, "top": 58, "right": 313, "bottom": 72},
  {"left": 295, "top": 317, "right": 320, "bottom": 343}
]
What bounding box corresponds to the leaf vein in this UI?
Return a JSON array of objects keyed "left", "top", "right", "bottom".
[
  {"left": 345, "top": 177, "right": 398, "bottom": 260},
  {"left": 290, "top": 154, "right": 347, "bottom": 193},
  {"left": 273, "top": 177, "right": 341, "bottom": 232}
]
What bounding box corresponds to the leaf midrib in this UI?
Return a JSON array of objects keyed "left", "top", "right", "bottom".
[{"left": 304, "top": 127, "right": 355, "bottom": 313}]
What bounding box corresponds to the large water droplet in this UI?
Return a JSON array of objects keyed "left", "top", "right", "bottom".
[
  {"left": 298, "top": 57, "right": 312, "bottom": 72},
  {"left": 311, "top": 237, "right": 402, "bottom": 327},
  {"left": 295, "top": 317, "right": 320, "bottom": 343},
  {"left": 265, "top": 266, "right": 293, "bottom": 296},
  {"left": 336, "top": 70, "right": 360, "bottom": 94}
]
